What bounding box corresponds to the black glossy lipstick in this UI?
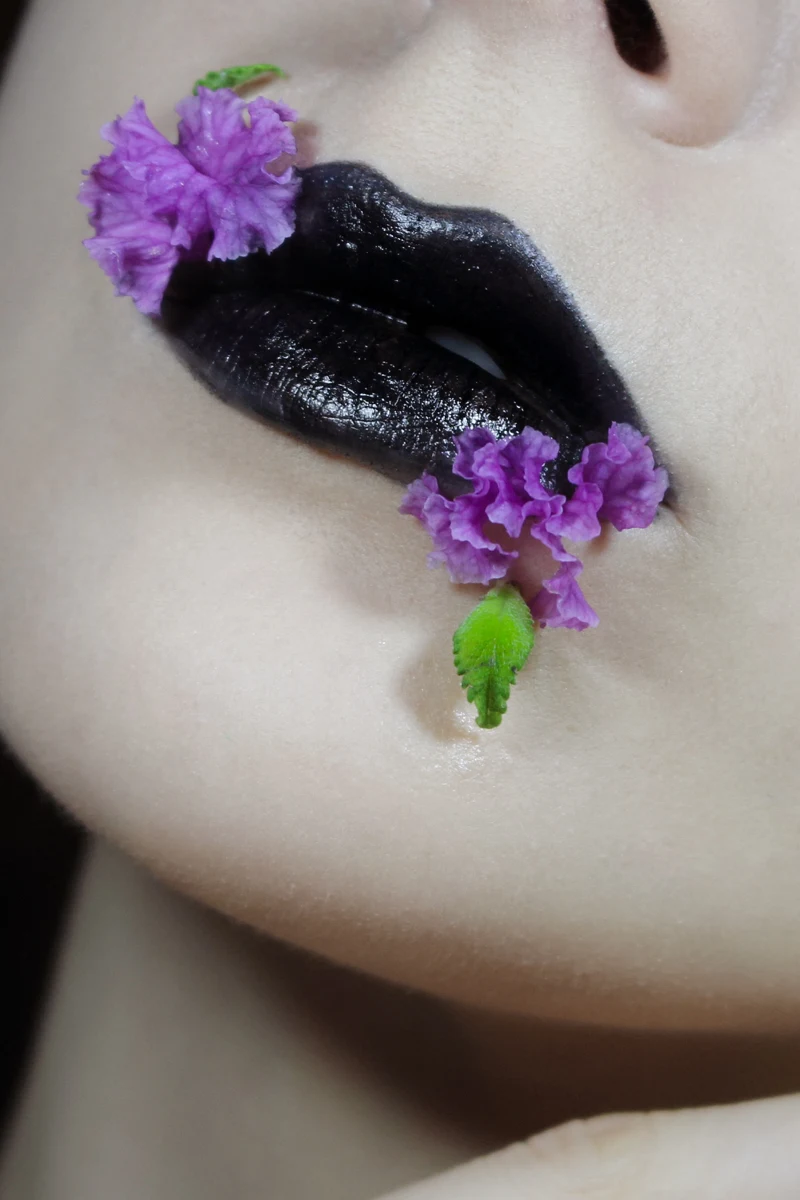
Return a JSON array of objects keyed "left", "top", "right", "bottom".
[{"left": 162, "top": 162, "right": 645, "bottom": 493}]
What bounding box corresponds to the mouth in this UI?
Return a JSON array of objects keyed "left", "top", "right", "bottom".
[{"left": 162, "top": 161, "right": 646, "bottom": 495}]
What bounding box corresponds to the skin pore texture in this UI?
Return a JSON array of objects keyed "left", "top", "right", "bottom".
[{"left": 3, "top": 0, "right": 800, "bottom": 1167}]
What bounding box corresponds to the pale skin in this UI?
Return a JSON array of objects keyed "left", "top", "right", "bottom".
[{"left": 2, "top": 0, "right": 800, "bottom": 1194}]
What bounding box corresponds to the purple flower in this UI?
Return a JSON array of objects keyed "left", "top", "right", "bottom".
[
  {"left": 565, "top": 422, "right": 669, "bottom": 532},
  {"left": 173, "top": 90, "right": 298, "bottom": 259},
  {"left": 399, "top": 474, "right": 515, "bottom": 586},
  {"left": 469, "top": 427, "right": 564, "bottom": 537},
  {"left": 79, "top": 89, "right": 299, "bottom": 314},
  {"left": 400, "top": 422, "right": 668, "bottom": 632},
  {"left": 530, "top": 560, "right": 600, "bottom": 631},
  {"left": 528, "top": 523, "right": 599, "bottom": 632}
]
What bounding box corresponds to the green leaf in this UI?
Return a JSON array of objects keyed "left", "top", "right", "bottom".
[
  {"left": 192, "top": 64, "right": 288, "bottom": 96},
  {"left": 453, "top": 584, "right": 535, "bottom": 729}
]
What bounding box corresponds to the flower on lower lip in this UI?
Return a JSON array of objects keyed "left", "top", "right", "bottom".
[
  {"left": 79, "top": 83, "right": 299, "bottom": 315},
  {"left": 401, "top": 422, "right": 668, "bottom": 727}
]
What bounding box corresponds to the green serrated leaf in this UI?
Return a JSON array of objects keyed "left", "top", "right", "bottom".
[
  {"left": 193, "top": 64, "right": 288, "bottom": 96},
  {"left": 453, "top": 584, "right": 535, "bottom": 730}
]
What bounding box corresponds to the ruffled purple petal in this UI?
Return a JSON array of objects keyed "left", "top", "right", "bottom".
[
  {"left": 470, "top": 440, "right": 527, "bottom": 537},
  {"left": 175, "top": 89, "right": 298, "bottom": 183},
  {"left": 204, "top": 172, "right": 301, "bottom": 260},
  {"left": 175, "top": 88, "right": 251, "bottom": 177},
  {"left": 451, "top": 427, "right": 498, "bottom": 480},
  {"left": 509, "top": 426, "right": 561, "bottom": 505},
  {"left": 174, "top": 89, "right": 300, "bottom": 263},
  {"left": 568, "top": 422, "right": 668, "bottom": 532},
  {"left": 98, "top": 98, "right": 180, "bottom": 168},
  {"left": 401, "top": 423, "right": 668, "bottom": 632},
  {"left": 244, "top": 97, "right": 299, "bottom": 170},
  {"left": 399, "top": 474, "right": 514, "bottom": 585},
  {"left": 545, "top": 481, "right": 603, "bottom": 543},
  {"left": 264, "top": 98, "right": 299, "bottom": 126},
  {"left": 530, "top": 560, "right": 599, "bottom": 631},
  {"left": 80, "top": 90, "right": 299, "bottom": 313},
  {"left": 79, "top": 100, "right": 194, "bottom": 218},
  {"left": 450, "top": 426, "right": 561, "bottom": 540},
  {"left": 398, "top": 473, "right": 438, "bottom": 521},
  {"left": 79, "top": 101, "right": 192, "bottom": 313},
  {"left": 168, "top": 171, "right": 212, "bottom": 249},
  {"left": 83, "top": 220, "right": 180, "bottom": 315},
  {"left": 529, "top": 521, "right": 574, "bottom": 563},
  {"left": 487, "top": 427, "right": 562, "bottom": 536}
]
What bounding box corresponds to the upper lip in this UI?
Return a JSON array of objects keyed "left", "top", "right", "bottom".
[{"left": 163, "top": 161, "right": 648, "bottom": 493}]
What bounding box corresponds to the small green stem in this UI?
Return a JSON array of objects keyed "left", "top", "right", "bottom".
[{"left": 193, "top": 64, "right": 288, "bottom": 96}]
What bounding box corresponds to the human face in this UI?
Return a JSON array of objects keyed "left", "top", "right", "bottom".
[{"left": 1, "top": 0, "right": 800, "bottom": 1031}]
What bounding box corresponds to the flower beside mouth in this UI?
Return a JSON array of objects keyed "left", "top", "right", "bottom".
[
  {"left": 401, "top": 422, "right": 668, "bottom": 632},
  {"left": 79, "top": 87, "right": 299, "bottom": 315},
  {"left": 401, "top": 421, "right": 668, "bottom": 728}
]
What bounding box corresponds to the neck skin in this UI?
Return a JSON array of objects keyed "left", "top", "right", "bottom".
[{"left": 4, "top": 845, "right": 800, "bottom": 1200}]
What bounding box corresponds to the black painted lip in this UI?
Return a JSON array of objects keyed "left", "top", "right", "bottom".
[{"left": 162, "top": 161, "right": 647, "bottom": 493}]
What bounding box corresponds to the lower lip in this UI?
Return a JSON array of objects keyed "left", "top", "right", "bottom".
[{"left": 162, "top": 282, "right": 586, "bottom": 493}]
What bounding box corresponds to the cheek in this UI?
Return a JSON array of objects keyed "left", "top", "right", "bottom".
[
  {"left": 3, "top": 0, "right": 800, "bottom": 1034},
  {"left": 2, "top": 287, "right": 800, "bottom": 1036}
]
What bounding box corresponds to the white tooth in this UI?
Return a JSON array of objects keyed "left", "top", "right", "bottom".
[{"left": 426, "top": 326, "right": 506, "bottom": 380}]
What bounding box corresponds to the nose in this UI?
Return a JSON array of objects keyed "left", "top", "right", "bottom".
[
  {"left": 606, "top": 0, "right": 791, "bottom": 144},
  {"left": 306, "top": 0, "right": 796, "bottom": 200},
  {"left": 386, "top": 0, "right": 792, "bottom": 148}
]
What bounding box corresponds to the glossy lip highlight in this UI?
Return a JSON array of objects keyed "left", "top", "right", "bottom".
[{"left": 161, "top": 161, "right": 652, "bottom": 494}]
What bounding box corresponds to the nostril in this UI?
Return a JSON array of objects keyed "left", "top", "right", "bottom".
[
  {"left": 604, "top": 0, "right": 667, "bottom": 74},
  {"left": 605, "top": 0, "right": 786, "bottom": 146}
]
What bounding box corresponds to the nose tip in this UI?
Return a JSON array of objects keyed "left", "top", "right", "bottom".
[{"left": 607, "top": 0, "right": 791, "bottom": 145}]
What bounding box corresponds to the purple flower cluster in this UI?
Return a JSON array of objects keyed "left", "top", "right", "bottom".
[
  {"left": 79, "top": 88, "right": 299, "bottom": 315},
  {"left": 400, "top": 423, "right": 668, "bottom": 631}
]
